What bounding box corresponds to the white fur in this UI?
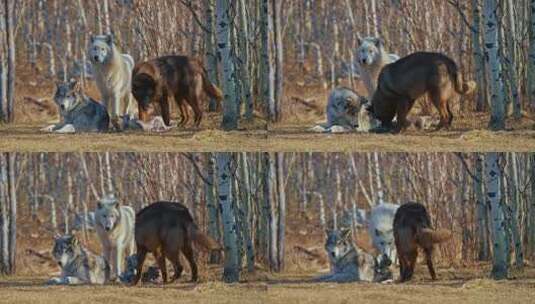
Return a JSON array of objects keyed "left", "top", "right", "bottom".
[
  {"left": 89, "top": 35, "right": 137, "bottom": 125},
  {"left": 356, "top": 37, "right": 399, "bottom": 99},
  {"left": 94, "top": 195, "right": 136, "bottom": 280},
  {"left": 368, "top": 203, "right": 399, "bottom": 263}
]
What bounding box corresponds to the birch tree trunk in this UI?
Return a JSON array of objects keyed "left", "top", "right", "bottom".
[
  {"left": 471, "top": 0, "right": 488, "bottom": 112},
  {"left": 275, "top": 153, "right": 286, "bottom": 272},
  {"left": 483, "top": 0, "right": 506, "bottom": 130},
  {"left": 204, "top": 153, "right": 221, "bottom": 264},
  {"left": 484, "top": 153, "right": 508, "bottom": 280},
  {"left": 215, "top": 153, "right": 239, "bottom": 282},
  {"left": 4, "top": 0, "right": 15, "bottom": 123},
  {"left": 216, "top": 0, "right": 239, "bottom": 130},
  {"left": 0, "top": 154, "right": 9, "bottom": 274},
  {"left": 474, "top": 155, "right": 489, "bottom": 260},
  {"left": 260, "top": 0, "right": 275, "bottom": 121},
  {"left": 529, "top": 0, "right": 535, "bottom": 108},
  {"left": 508, "top": 153, "right": 523, "bottom": 267},
  {"left": 272, "top": 0, "right": 283, "bottom": 122},
  {"left": 204, "top": 0, "right": 219, "bottom": 112}
]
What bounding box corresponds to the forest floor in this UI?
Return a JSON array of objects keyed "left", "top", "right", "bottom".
[
  {"left": 2, "top": 113, "right": 535, "bottom": 152},
  {"left": 1, "top": 266, "right": 535, "bottom": 304}
]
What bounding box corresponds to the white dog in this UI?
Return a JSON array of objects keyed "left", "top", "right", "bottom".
[
  {"left": 356, "top": 37, "right": 399, "bottom": 99},
  {"left": 94, "top": 194, "right": 135, "bottom": 280},
  {"left": 368, "top": 203, "right": 399, "bottom": 264},
  {"left": 88, "top": 34, "right": 137, "bottom": 129}
]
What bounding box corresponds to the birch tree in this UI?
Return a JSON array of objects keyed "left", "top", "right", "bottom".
[
  {"left": 215, "top": 0, "right": 239, "bottom": 130},
  {"left": 529, "top": 0, "right": 535, "bottom": 107},
  {"left": 4, "top": 0, "right": 15, "bottom": 123},
  {"left": 483, "top": 0, "right": 505, "bottom": 130},
  {"left": 484, "top": 153, "right": 508, "bottom": 280},
  {"left": 215, "top": 153, "right": 239, "bottom": 282}
]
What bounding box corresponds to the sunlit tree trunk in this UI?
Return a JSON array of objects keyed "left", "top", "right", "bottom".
[
  {"left": 483, "top": 0, "right": 506, "bottom": 130},
  {"left": 528, "top": 0, "right": 535, "bottom": 108},
  {"left": 485, "top": 153, "right": 508, "bottom": 280},
  {"left": 475, "top": 155, "right": 490, "bottom": 260},
  {"left": 215, "top": 153, "right": 239, "bottom": 282}
]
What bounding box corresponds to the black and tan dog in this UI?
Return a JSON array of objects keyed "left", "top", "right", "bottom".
[
  {"left": 131, "top": 56, "right": 223, "bottom": 127},
  {"left": 393, "top": 202, "right": 451, "bottom": 282},
  {"left": 370, "top": 52, "right": 476, "bottom": 133}
]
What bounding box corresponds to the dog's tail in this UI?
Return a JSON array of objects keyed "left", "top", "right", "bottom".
[
  {"left": 417, "top": 228, "right": 452, "bottom": 247},
  {"left": 201, "top": 71, "right": 224, "bottom": 104},
  {"left": 188, "top": 223, "right": 223, "bottom": 252},
  {"left": 446, "top": 58, "right": 477, "bottom": 96}
]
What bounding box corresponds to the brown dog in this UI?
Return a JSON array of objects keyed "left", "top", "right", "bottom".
[
  {"left": 371, "top": 52, "right": 476, "bottom": 133},
  {"left": 393, "top": 202, "right": 451, "bottom": 282},
  {"left": 131, "top": 56, "right": 223, "bottom": 127},
  {"left": 133, "top": 201, "right": 221, "bottom": 285}
]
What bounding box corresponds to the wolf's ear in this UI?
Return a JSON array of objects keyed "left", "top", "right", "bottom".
[
  {"left": 375, "top": 228, "right": 383, "bottom": 236},
  {"left": 53, "top": 233, "right": 61, "bottom": 240},
  {"left": 97, "top": 202, "right": 103, "bottom": 209},
  {"left": 90, "top": 35, "right": 95, "bottom": 44},
  {"left": 69, "top": 235, "right": 79, "bottom": 247},
  {"left": 341, "top": 228, "right": 352, "bottom": 240},
  {"left": 375, "top": 38, "right": 384, "bottom": 48},
  {"left": 356, "top": 32, "right": 363, "bottom": 45},
  {"left": 69, "top": 79, "right": 80, "bottom": 92},
  {"left": 106, "top": 34, "right": 114, "bottom": 46},
  {"left": 325, "top": 228, "right": 333, "bottom": 236}
]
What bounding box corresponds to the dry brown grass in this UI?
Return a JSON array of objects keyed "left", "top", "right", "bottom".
[{"left": 2, "top": 266, "right": 535, "bottom": 304}]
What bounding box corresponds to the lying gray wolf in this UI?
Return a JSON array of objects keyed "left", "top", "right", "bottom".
[
  {"left": 370, "top": 52, "right": 476, "bottom": 133},
  {"left": 133, "top": 201, "right": 222, "bottom": 285},
  {"left": 368, "top": 203, "right": 399, "bottom": 264},
  {"left": 89, "top": 34, "right": 137, "bottom": 129},
  {"left": 95, "top": 194, "right": 136, "bottom": 280},
  {"left": 356, "top": 37, "right": 400, "bottom": 99},
  {"left": 41, "top": 80, "right": 109, "bottom": 133},
  {"left": 310, "top": 87, "right": 380, "bottom": 133},
  {"left": 394, "top": 202, "right": 452, "bottom": 282},
  {"left": 315, "top": 228, "right": 392, "bottom": 283},
  {"left": 48, "top": 234, "right": 110, "bottom": 285}
]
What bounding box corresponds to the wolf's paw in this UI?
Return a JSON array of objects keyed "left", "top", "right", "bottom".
[
  {"left": 54, "top": 124, "right": 76, "bottom": 134},
  {"left": 46, "top": 277, "right": 64, "bottom": 285},
  {"left": 41, "top": 124, "right": 56, "bottom": 133},
  {"left": 310, "top": 125, "right": 329, "bottom": 133},
  {"left": 329, "top": 125, "right": 352, "bottom": 133}
]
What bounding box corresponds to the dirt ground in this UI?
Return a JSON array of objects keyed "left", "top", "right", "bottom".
[{"left": 2, "top": 266, "right": 535, "bottom": 304}]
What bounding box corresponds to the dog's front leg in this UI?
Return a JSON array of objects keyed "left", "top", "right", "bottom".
[
  {"left": 41, "top": 124, "right": 58, "bottom": 132},
  {"left": 54, "top": 124, "right": 76, "bottom": 134},
  {"left": 110, "top": 94, "right": 122, "bottom": 130},
  {"left": 63, "top": 276, "right": 83, "bottom": 285},
  {"left": 47, "top": 277, "right": 65, "bottom": 285}
]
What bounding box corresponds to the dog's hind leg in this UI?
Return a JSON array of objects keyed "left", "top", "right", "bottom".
[
  {"left": 406, "top": 250, "right": 418, "bottom": 281},
  {"left": 182, "top": 242, "right": 198, "bottom": 282},
  {"left": 430, "top": 88, "right": 451, "bottom": 131},
  {"left": 154, "top": 249, "right": 168, "bottom": 284},
  {"left": 424, "top": 247, "right": 437, "bottom": 280},
  {"left": 164, "top": 248, "right": 183, "bottom": 283}
]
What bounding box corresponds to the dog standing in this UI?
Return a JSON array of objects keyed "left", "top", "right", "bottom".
[
  {"left": 94, "top": 194, "right": 136, "bottom": 280},
  {"left": 315, "top": 228, "right": 392, "bottom": 283},
  {"left": 48, "top": 234, "right": 110, "bottom": 285},
  {"left": 41, "top": 80, "right": 109, "bottom": 133},
  {"left": 356, "top": 37, "right": 399, "bottom": 99},
  {"left": 394, "top": 202, "right": 452, "bottom": 282},
  {"left": 88, "top": 34, "right": 136, "bottom": 129},
  {"left": 371, "top": 52, "right": 476, "bottom": 133},
  {"left": 368, "top": 203, "right": 399, "bottom": 264},
  {"left": 131, "top": 56, "right": 223, "bottom": 127},
  {"left": 132, "top": 201, "right": 221, "bottom": 285}
]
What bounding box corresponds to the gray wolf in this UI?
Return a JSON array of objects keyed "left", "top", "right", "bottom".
[
  {"left": 131, "top": 56, "right": 223, "bottom": 127},
  {"left": 48, "top": 234, "right": 109, "bottom": 285},
  {"left": 41, "top": 80, "right": 109, "bottom": 133},
  {"left": 132, "top": 201, "right": 222, "bottom": 285},
  {"left": 394, "top": 202, "right": 452, "bottom": 282},
  {"left": 315, "top": 228, "right": 392, "bottom": 283},
  {"left": 370, "top": 52, "right": 477, "bottom": 133},
  {"left": 310, "top": 87, "right": 379, "bottom": 133},
  {"left": 88, "top": 34, "right": 136, "bottom": 129},
  {"left": 368, "top": 203, "right": 399, "bottom": 263},
  {"left": 356, "top": 37, "right": 399, "bottom": 99},
  {"left": 94, "top": 194, "right": 136, "bottom": 280}
]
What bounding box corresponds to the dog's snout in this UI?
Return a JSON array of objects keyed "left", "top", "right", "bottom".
[
  {"left": 94, "top": 56, "right": 99, "bottom": 61},
  {"left": 57, "top": 261, "right": 62, "bottom": 267},
  {"left": 60, "top": 104, "right": 65, "bottom": 110}
]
